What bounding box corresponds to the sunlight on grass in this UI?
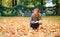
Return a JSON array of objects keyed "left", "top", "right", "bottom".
[{"left": 0, "top": 16, "right": 60, "bottom": 37}]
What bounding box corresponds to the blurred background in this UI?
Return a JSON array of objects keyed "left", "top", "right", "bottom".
[
  {"left": 0, "top": 0, "right": 60, "bottom": 37},
  {"left": 0, "top": 0, "right": 60, "bottom": 16}
]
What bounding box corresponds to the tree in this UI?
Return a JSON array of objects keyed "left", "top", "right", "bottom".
[
  {"left": 40, "top": 0, "right": 43, "bottom": 6},
  {"left": 0, "top": 0, "right": 2, "bottom": 5},
  {"left": 12, "top": 0, "right": 17, "bottom": 6},
  {"left": 52, "top": 0, "right": 60, "bottom": 15},
  {"left": 11, "top": 0, "right": 18, "bottom": 15}
]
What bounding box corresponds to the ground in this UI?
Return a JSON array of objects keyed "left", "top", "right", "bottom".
[{"left": 0, "top": 16, "right": 60, "bottom": 37}]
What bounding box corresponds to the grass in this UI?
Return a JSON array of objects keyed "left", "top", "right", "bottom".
[{"left": 0, "top": 16, "right": 60, "bottom": 37}]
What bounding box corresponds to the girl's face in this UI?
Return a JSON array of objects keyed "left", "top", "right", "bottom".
[
  {"left": 34, "top": 10, "right": 38, "bottom": 13},
  {"left": 33, "top": 8, "right": 41, "bottom": 14}
]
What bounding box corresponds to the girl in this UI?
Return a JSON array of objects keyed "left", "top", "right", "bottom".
[{"left": 30, "top": 8, "right": 42, "bottom": 30}]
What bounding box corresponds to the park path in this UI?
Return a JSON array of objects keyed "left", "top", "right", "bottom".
[{"left": 0, "top": 17, "right": 60, "bottom": 37}]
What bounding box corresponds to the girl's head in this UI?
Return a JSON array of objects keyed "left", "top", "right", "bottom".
[
  {"left": 33, "top": 8, "right": 41, "bottom": 13},
  {"left": 32, "top": 8, "right": 41, "bottom": 20}
]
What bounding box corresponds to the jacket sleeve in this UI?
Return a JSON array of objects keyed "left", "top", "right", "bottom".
[{"left": 30, "top": 14, "right": 36, "bottom": 24}]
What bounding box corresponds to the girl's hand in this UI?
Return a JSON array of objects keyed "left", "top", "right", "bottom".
[
  {"left": 39, "top": 20, "right": 42, "bottom": 25},
  {"left": 35, "top": 21, "right": 39, "bottom": 23}
]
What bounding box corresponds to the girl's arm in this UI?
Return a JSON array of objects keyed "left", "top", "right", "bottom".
[
  {"left": 30, "top": 16, "right": 36, "bottom": 24},
  {"left": 30, "top": 14, "right": 37, "bottom": 24}
]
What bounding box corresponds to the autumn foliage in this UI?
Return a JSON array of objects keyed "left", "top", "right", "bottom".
[{"left": 0, "top": 16, "right": 60, "bottom": 37}]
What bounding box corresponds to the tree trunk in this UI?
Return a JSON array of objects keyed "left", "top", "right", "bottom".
[
  {"left": 40, "top": 0, "right": 43, "bottom": 6},
  {"left": 57, "top": 3, "right": 60, "bottom": 15},
  {"left": 15, "top": 0, "right": 17, "bottom": 6},
  {"left": 12, "top": 0, "right": 17, "bottom": 15},
  {"left": 0, "top": 0, "right": 2, "bottom": 5},
  {"left": 56, "top": 0, "right": 60, "bottom": 15},
  {"left": 56, "top": 0, "right": 58, "bottom": 15},
  {"left": 12, "top": 0, "right": 17, "bottom": 7}
]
